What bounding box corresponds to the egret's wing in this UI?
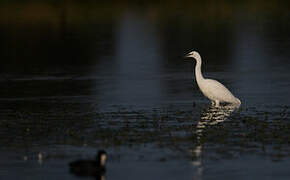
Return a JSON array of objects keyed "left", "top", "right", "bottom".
[{"left": 203, "top": 79, "right": 236, "bottom": 101}]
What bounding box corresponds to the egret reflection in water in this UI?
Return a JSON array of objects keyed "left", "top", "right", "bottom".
[{"left": 191, "top": 104, "right": 240, "bottom": 179}]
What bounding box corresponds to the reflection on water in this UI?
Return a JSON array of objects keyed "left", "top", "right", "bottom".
[
  {"left": 199, "top": 104, "right": 239, "bottom": 128},
  {"left": 104, "top": 12, "right": 162, "bottom": 105},
  {"left": 191, "top": 104, "right": 240, "bottom": 180},
  {"left": 38, "top": 152, "right": 43, "bottom": 165}
]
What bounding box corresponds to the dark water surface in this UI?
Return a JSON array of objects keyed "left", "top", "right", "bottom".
[{"left": 1, "top": 1, "right": 290, "bottom": 179}]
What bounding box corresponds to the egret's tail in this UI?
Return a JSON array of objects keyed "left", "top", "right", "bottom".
[{"left": 235, "top": 98, "right": 241, "bottom": 105}]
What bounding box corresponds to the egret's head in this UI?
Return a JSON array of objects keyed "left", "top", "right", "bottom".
[{"left": 185, "top": 51, "right": 201, "bottom": 60}]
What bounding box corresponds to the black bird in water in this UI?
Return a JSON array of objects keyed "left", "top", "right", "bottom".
[{"left": 69, "top": 150, "right": 107, "bottom": 180}]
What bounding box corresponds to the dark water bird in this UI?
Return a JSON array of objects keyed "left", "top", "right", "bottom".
[
  {"left": 69, "top": 150, "right": 107, "bottom": 179},
  {"left": 185, "top": 51, "right": 241, "bottom": 107}
]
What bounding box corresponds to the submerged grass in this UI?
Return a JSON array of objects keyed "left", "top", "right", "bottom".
[{"left": 0, "top": 101, "right": 289, "bottom": 161}]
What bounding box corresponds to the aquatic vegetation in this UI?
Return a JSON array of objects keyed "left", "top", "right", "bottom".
[{"left": 0, "top": 102, "right": 289, "bottom": 162}]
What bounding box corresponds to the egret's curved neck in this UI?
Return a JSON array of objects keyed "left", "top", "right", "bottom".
[{"left": 194, "top": 56, "right": 204, "bottom": 83}]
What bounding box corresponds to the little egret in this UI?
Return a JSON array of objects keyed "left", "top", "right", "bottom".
[{"left": 185, "top": 51, "right": 241, "bottom": 107}]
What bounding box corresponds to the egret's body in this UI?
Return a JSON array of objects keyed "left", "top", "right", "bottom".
[{"left": 186, "top": 51, "right": 241, "bottom": 107}]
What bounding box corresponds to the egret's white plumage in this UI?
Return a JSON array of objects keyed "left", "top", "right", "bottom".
[{"left": 186, "top": 51, "right": 241, "bottom": 107}]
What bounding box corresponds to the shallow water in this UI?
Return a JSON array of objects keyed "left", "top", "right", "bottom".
[{"left": 0, "top": 1, "right": 290, "bottom": 179}]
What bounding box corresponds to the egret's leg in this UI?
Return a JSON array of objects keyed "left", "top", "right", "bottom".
[{"left": 214, "top": 100, "right": 220, "bottom": 107}]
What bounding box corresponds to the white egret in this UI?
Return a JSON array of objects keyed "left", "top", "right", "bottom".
[{"left": 186, "top": 51, "right": 241, "bottom": 107}]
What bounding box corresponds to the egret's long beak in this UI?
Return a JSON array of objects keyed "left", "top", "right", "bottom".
[{"left": 184, "top": 54, "right": 191, "bottom": 58}]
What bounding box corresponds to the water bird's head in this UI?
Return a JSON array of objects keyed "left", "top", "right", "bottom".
[
  {"left": 97, "top": 150, "right": 107, "bottom": 167},
  {"left": 185, "top": 51, "right": 201, "bottom": 60}
]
